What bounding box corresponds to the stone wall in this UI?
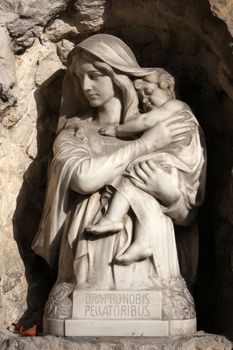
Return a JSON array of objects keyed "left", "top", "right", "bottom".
[{"left": 1, "top": 0, "right": 233, "bottom": 340}]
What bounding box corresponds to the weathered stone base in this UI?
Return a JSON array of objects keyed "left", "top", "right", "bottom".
[
  {"left": 43, "top": 286, "right": 197, "bottom": 337},
  {"left": 44, "top": 287, "right": 196, "bottom": 337},
  {"left": 44, "top": 317, "right": 196, "bottom": 337}
]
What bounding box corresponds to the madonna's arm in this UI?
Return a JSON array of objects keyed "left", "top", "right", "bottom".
[
  {"left": 53, "top": 130, "right": 149, "bottom": 195},
  {"left": 70, "top": 141, "right": 149, "bottom": 194}
]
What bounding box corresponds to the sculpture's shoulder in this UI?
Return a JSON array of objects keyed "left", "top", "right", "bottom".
[
  {"left": 54, "top": 128, "right": 74, "bottom": 147},
  {"left": 52, "top": 124, "right": 88, "bottom": 156},
  {"left": 165, "top": 99, "right": 199, "bottom": 126},
  {"left": 163, "top": 99, "right": 190, "bottom": 113}
]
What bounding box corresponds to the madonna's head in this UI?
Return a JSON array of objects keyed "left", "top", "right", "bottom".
[{"left": 68, "top": 48, "right": 140, "bottom": 123}]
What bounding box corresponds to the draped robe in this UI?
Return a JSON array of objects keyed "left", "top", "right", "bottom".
[{"left": 32, "top": 110, "right": 206, "bottom": 290}]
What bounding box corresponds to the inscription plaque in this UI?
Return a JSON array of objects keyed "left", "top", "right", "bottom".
[{"left": 72, "top": 290, "right": 162, "bottom": 320}]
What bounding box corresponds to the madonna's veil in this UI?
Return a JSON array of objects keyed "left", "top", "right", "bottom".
[{"left": 58, "top": 34, "right": 160, "bottom": 131}]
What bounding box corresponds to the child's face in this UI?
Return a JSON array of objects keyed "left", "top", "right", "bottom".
[{"left": 136, "top": 76, "right": 170, "bottom": 111}]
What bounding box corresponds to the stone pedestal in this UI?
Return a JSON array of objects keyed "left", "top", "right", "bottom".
[
  {"left": 43, "top": 284, "right": 196, "bottom": 337},
  {"left": 44, "top": 317, "right": 196, "bottom": 337}
]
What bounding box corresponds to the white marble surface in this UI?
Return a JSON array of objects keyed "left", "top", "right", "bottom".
[
  {"left": 65, "top": 319, "right": 169, "bottom": 337},
  {"left": 32, "top": 34, "right": 206, "bottom": 337},
  {"left": 72, "top": 290, "right": 162, "bottom": 319}
]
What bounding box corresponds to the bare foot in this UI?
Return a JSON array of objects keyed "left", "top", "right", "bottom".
[
  {"left": 114, "top": 240, "right": 152, "bottom": 265},
  {"left": 86, "top": 217, "right": 124, "bottom": 235}
]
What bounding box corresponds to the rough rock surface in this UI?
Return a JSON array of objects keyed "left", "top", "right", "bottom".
[
  {"left": 1, "top": 0, "right": 233, "bottom": 342},
  {"left": 0, "top": 27, "right": 17, "bottom": 113},
  {"left": 0, "top": 330, "right": 232, "bottom": 350},
  {"left": 1, "top": 0, "right": 69, "bottom": 52},
  {"left": 209, "top": 0, "right": 233, "bottom": 36}
]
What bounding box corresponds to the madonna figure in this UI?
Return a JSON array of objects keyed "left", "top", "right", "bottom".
[{"left": 32, "top": 34, "right": 206, "bottom": 336}]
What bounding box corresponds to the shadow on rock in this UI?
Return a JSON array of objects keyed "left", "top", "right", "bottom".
[{"left": 13, "top": 69, "right": 65, "bottom": 329}]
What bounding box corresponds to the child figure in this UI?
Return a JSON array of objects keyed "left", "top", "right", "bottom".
[{"left": 86, "top": 69, "right": 196, "bottom": 265}]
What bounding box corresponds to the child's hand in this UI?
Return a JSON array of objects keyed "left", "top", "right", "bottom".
[{"left": 98, "top": 125, "right": 118, "bottom": 137}]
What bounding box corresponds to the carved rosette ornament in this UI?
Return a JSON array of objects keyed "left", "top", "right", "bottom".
[
  {"left": 44, "top": 283, "right": 74, "bottom": 319},
  {"left": 162, "top": 277, "right": 196, "bottom": 320}
]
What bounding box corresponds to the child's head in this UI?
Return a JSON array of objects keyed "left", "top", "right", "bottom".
[{"left": 134, "top": 69, "right": 175, "bottom": 111}]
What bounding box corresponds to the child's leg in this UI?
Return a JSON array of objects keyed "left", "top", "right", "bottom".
[
  {"left": 114, "top": 220, "right": 152, "bottom": 265},
  {"left": 86, "top": 190, "right": 130, "bottom": 234}
]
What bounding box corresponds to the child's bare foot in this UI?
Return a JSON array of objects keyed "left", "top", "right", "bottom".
[
  {"left": 114, "top": 240, "right": 152, "bottom": 265},
  {"left": 86, "top": 217, "right": 124, "bottom": 235}
]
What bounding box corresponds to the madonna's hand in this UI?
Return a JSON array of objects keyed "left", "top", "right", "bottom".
[
  {"left": 140, "top": 114, "right": 195, "bottom": 152},
  {"left": 129, "top": 160, "right": 181, "bottom": 206}
]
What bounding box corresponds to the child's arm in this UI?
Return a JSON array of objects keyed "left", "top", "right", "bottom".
[
  {"left": 116, "top": 111, "right": 158, "bottom": 137},
  {"left": 115, "top": 99, "right": 188, "bottom": 136},
  {"left": 98, "top": 114, "right": 154, "bottom": 138},
  {"left": 98, "top": 99, "right": 189, "bottom": 137},
  {"left": 139, "top": 99, "right": 190, "bottom": 130}
]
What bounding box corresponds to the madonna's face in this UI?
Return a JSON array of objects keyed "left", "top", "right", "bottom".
[{"left": 74, "top": 56, "right": 116, "bottom": 108}]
